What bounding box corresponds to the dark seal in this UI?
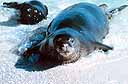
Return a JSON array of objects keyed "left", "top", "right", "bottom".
[
  {"left": 3, "top": 0, "right": 48, "bottom": 25},
  {"left": 41, "top": 3, "right": 113, "bottom": 64}
]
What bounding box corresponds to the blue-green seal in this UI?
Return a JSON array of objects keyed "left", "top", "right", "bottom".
[{"left": 43, "top": 3, "right": 128, "bottom": 64}]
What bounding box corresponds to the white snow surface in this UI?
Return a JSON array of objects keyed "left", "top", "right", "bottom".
[{"left": 0, "top": 0, "right": 128, "bottom": 84}]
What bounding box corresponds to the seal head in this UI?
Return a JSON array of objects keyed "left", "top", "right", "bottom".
[{"left": 45, "top": 33, "right": 81, "bottom": 64}]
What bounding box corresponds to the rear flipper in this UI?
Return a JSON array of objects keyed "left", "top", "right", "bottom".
[
  {"left": 3, "top": 2, "right": 20, "bottom": 9},
  {"left": 99, "top": 4, "right": 128, "bottom": 20},
  {"left": 94, "top": 42, "right": 113, "bottom": 52},
  {"left": 107, "top": 5, "right": 128, "bottom": 20},
  {"left": 109, "top": 5, "right": 128, "bottom": 14}
]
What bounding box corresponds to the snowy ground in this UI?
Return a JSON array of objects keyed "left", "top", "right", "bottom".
[{"left": 0, "top": 0, "right": 128, "bottom": 84}]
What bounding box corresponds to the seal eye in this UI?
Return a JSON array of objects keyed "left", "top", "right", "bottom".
[{"left": 69, "top": 38, "right": 75, "bottom": 44}]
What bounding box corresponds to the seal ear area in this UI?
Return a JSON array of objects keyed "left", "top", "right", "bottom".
[{"left": 94, "top": 42, "right": 113, "bottom": 52}]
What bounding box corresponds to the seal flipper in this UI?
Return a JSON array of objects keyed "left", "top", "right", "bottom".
[
  {"left": 3, "top": 2, "right": 19, "bottom": 9},
  {"left": 107, "top": 5, "right": 128, "bottom": 20},
  {"left": 109, "top": 5, "right": 128, "bottom": 15},
  {"left": 94, "top": 42, "right": 113, "bottom": 52},
  {"left": 99, "top": 4, "right": 128, "bottom": 20}
]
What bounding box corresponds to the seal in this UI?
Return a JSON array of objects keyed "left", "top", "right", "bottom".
[
  {"left": 45, "top": 3, "right": 128, "bottom": 64},
  {"left": 40, "top": 3, "right": 127, "bottom": 64},
  {"left": 3, "top": 0, "right": 48, "bottom": 25}
]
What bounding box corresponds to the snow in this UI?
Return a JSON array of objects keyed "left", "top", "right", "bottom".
[{"left": 0, "top": 0, "right": 128, "bottom": 84}]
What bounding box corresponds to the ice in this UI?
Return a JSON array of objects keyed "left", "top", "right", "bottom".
[{"left": 0, "top": 0, "right": 128, "bottom": 84}]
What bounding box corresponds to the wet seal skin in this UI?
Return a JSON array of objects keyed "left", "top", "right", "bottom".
[
  {"left": 3, "top": 0, "right": 48, "bottom": 25},
  {"left": 44, "top": 3, "right": 114, "bottom": 64}
]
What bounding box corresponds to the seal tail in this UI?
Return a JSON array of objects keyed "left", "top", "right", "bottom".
[{"left": 107, "top": 5, "right": 128, "bottom": 19}]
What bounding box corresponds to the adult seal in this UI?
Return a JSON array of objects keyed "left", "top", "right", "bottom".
[
  {"left": 3, "top": 0, "right": 48, "bottom": 25},
  {"left": 40, "top": 3, "right": 127, "bottom": 64}
]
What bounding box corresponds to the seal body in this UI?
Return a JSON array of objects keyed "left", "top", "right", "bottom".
[
  {"left": 48, "top": 3, "right": 108, "bottom": 41},
  {"left": 3, "top": 0, "right": 48, "bottom": 25},
  {"left": 44, "top": 3, "right": 111, "bottom": 64}
]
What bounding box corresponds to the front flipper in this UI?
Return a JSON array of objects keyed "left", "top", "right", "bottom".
[{"left": 94, "top": 42, "right": 113, "bottom": 52}]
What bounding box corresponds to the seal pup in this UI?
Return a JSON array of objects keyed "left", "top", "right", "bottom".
[{"left": 3, "top": 0, "right": 48, "bottom": 25}]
